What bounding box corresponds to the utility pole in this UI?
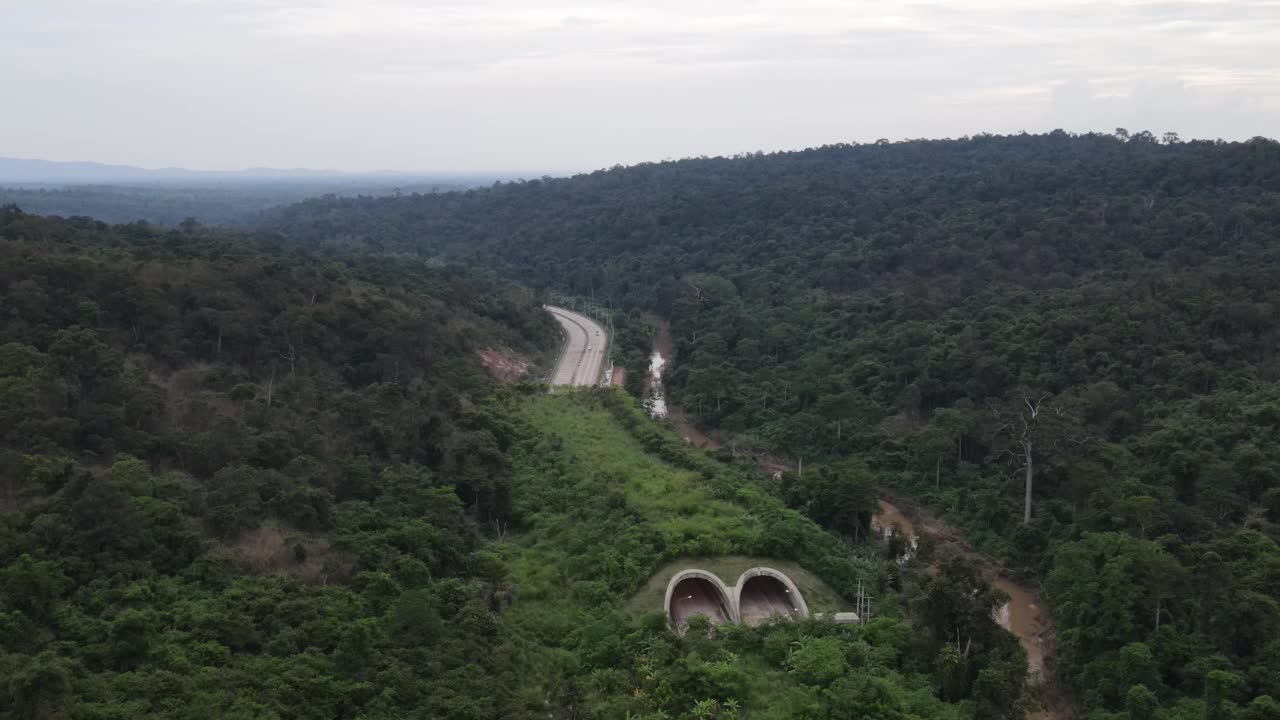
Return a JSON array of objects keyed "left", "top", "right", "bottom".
[{"left": 854, "top": 580, "right": 873, "bottom": 625}]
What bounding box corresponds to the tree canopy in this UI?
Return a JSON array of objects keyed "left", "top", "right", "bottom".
[{"left": 255, "top": 131, "right": 1280, "bottom": 717}]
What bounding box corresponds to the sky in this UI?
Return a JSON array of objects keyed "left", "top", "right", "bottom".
[{"left": 2, "top": 0, "right": 1278, "bottom": 173}]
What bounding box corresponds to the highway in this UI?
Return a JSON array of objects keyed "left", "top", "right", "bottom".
[{"left": 546, "top": 306, "right": 608, "bottom": 386}]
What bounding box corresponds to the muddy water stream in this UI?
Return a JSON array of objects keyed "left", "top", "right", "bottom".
[
  {"left": 872, "top": 501, "right": 1046, "bottom": 677},
  {"left": 873, "top": 500, "right": 1059, "bottom": 719}
]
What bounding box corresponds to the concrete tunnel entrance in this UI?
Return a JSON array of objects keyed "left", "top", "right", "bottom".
[
  {"left": 666, "top": 573, "right": 733, "bottom": 631},
  {"left": 661, "top": 566, "right": 813, "bottom": 632},
  {"left": 735, "top": 569, "right": 809, "bottom": 626}
]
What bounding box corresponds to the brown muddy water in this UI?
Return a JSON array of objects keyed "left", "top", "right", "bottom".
[
  {"left": 873, "top": 500, "right": 1057, "bottom": 719},
  {"left": 872, "top": 501, "right": 1046, "bottom": 675}
]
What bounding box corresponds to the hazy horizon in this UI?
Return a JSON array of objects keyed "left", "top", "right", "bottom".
[
  {"left": 4, "top": 127, "right": 1278, "bottom": 181},
  {"left": 4, "top": 1, "right": 1278, "bottom": 173},
  {"left": 0, "top": 154, "right": 524, "bottom": 181}
]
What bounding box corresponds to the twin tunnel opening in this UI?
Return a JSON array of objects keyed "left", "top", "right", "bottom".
[{"left": 665, "top": 568, "right": 809, "bottom": 632}]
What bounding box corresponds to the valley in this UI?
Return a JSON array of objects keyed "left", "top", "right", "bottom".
[{"left": 6, "top": 133, "right": 1280, "bottom": 720}]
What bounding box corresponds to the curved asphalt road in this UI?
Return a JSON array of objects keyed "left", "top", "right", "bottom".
[{"left": 546, "top": 306, "right": 608, "bottom": 386}]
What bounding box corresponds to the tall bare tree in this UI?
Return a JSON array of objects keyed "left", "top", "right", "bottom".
[{"left": 989, "top": 393, "right": 1085, "bottom": 525}]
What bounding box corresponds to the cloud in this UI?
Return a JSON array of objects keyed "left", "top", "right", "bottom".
[{"left": 1, "top": 0, "right": 1276, "bottom": 171}]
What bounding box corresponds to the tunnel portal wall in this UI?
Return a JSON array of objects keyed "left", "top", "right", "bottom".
[
  {"left": 664, "top": 569, "right": 738, "bottom": 624},
  {"left": 663, "top": 567, "right": 813, "bottom": 628},
  {"left": 733, "top": 567, "right": 810, "bottom": 620}
]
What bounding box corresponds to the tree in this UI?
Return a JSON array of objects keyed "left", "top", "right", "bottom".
[
  {"left": 909, "top": 423, "right": 953, "bottom": 490},
  {"left": 388, "top": 589, "right": 443, "bottom": 646},
  {"left": 1204, "top": 670, "right": 1243, "bottom": 720},
  {"left": 973, "top": 658, "right": 1029, "bottom": 720},
  {"left": 989, "top": 393, "right": 1086, "bottom": 525},
  {"left": 1, "top": 555, "right": 70, "bottom": 622},
  {"left": 910, "top": 552, "right": 1008, "bottom": 659},
  {"left": 1125, "top": 683, "right": 1157, "bottom": 720},
  {"left": 0, "top": 344, "right": 48, "bottom": 447},
  {"left": 791, "top": 458, "right": 878, "bottom": 541},
  {"left": 1244, "top": 695, "right": 1280, "bottom": 720},
  {"left": 1047, "top": 533, "right": 1187, "bottom": 681},
  {"left": 1108, "top": 481, "right": 1169, "bottom": 539},
  {"left": 109, "top": 609, "right": 151, "bottom": 669},
  {"left": 6, "top": 651, "right": 73, "bottom": 720},
  {"left": 816, "top": 391, "right": 864, "bottom": 442},
  {"left": 785, "top": 636, "right": 848, "bottom": 687},
  {"left": 823, "top": 674, "right": 912, "bottom": 720},
  {"left": 108, "top": 454, "right": 153, "bottom": 497},
  {"left": 908, "top": 551, "right": 1025, "bottom": 709}
]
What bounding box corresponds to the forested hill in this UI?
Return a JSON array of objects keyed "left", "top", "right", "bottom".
[
  {"left": 259, "top": 132, "right": 1280, "bottom": 719},
  {"left": 0, "top": 207, "right": 562, "bottom": 716},
  {"left": 259, "top": 131, "right": 1280, "bottom": 293}
]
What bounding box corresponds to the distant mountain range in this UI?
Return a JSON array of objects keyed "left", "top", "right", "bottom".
[{"left": 0, "top": 156, "right": 510, "bottom": 186}]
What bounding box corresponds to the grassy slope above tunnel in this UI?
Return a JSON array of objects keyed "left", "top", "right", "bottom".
[{"left": 486, "top": 388, "right": 981, "bottom": 720}]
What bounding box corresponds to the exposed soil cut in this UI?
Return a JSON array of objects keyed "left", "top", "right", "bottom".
[{"left": 477, "top": 348, "right": 530, "bottom": 383}]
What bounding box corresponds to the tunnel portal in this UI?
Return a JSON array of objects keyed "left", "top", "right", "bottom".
[
  {"left": 667, "top": 573, "right": 733, "bottom": 631},
  {"left": 664, "top": 567, "right": 817, "bottom": 631},
  {"left": 737, "top": 574, "right": 803, "bottom": 626}
]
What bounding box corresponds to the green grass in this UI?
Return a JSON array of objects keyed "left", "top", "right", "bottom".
[
  {"left": 502, "top": 392, "right": 855, "bottom": 615},
  {"left": 519, "top": 392, "right": 758, "bottom": 553},
  {"left": 627, "top": 555, "right": 847, "bottom": 615}
]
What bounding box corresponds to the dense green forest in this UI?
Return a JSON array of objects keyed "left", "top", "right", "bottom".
[
  {"left": 259, "top": 131, "right": 1280, "bottom": 719},
  {"left": 0, "top": 208, "right": 562, "bottom": 717},
  {"left": 0, "top": 207, "right": 1032, "bottom": 719}
]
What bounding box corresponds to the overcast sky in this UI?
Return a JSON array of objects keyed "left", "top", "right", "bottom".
[{"left": 3, "top": 0, "right": 1278, "bottom": 173}]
